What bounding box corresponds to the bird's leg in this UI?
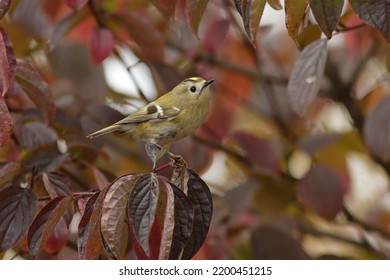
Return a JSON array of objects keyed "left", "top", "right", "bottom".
[{"left": 150, "top": 143, "right": 188, "bottom": 173}]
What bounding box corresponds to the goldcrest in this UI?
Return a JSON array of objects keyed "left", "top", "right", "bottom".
[{"left": 87, "top": 77, "right": 214, "bottom": 145}]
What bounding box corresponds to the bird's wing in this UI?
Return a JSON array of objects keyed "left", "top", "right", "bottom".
[{"left": 117, "top": 104, "right": 181, "bottom": 124}]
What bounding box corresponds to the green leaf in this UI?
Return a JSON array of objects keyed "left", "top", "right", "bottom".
[
  {"left": 350, "top": 0, "right": 390, "bottom": 41},
  {"left": 287, "top": 39, "right": 328, "bottom": 116},
  {"left": 309, "top": 0, "right": 344, "bottom": 39},
  {"left": 27, "top": 196, "right": 73, "bottom": 256},
  {"left": 0, "top": 185, "right": 37, "bottom": 251},
  {"left": 185, "top": 0, "right": 210, "bottom": 35},
  {"left": 100, "top": 174, "right": 139, "bottom": 259},
  {"left": 285, "top": 0, "right": 308, "bottom": 44},
  {"left": 128, "top": 173, "right": 159, "bottom": 257}
]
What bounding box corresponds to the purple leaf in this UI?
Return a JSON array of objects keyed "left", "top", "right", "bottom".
[
  {"left": 350, "top": 0, "right": 390, "bottom": 41},
  {"left": 287, "top": 39, "right": 328, "bottom": 116},
  {"left": 0, "top": 185, "right": 37, "bottom": 251}
]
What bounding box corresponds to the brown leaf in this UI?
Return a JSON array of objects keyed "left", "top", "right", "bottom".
[
  {"left": 0, "top": 0, "right": 11, "bottom": 19},
  {"left": 15, "top": 60, "right": 56, "bottom": 122},
  {"left": 185, "top": 0, "right": 210, "bottom": 35},
  {"left": 267, "top": 0, "right": 282, "bottom": 10},
  {"left": 234, "top": 0, "right": 266, "bottom": 45},
  {"left": 350, "top": 0, "right": 390, "bottom": 41},
  {"left": 287, "top": 39, "right": 328, "bottom": 116},
  {"left": 309, "top": 0, "right": 344, "bottom": 39},
  {"left": 181, "top": 169, "right": 212, "bottom": 259},
  {"left": 27, "top": 196, "right": 73, "bottom": 257},
  {"left": 0, "top": 185, "right": 37, "bottom": 251},
  {"left": 42, "top": 172, "right": 73, "bottom": 224},
  {"left": 77, "top": 191, "right": 105, "bottom": 260},
  {"left": 114, "top": 11, "right": 164, "bottom": 62},
  {"left": 169, "top": 183, "right": 194, "bottom": 260},
  {"left": 158, "top": 179, "right": 175, "bottom": 260},
  {"left": 0, "top": 162, "right": 21, "bottom": 189},
  {"left": 251, "top": 225, "right": 310, "bottom": 259},
  {"left": 18, "top": 121, "right": 57, "bottom": 149},
  {"left": 42, "top": 172, "right": 72, "bottom": 199},
  {"left": 285, "top": 0, "right": 308, "bottom": 44},
  {"left": 100, "top": 174, "right": 140, "bottom": 259},
  {"left": 0, "top": 96, "right": 12, "bottom": 147}
]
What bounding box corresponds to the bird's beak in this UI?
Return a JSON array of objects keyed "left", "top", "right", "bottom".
[{"left": 202, "top": 79, "right": 214, "bottom": 89}]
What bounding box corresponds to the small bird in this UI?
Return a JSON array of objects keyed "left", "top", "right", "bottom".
[{"left": 87, "top": 77, "right": 214, "bottom": 145}]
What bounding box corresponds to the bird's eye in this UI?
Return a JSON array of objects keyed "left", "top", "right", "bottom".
[{"left": 190, "top": 86, "right": 197, "bottom": 93}]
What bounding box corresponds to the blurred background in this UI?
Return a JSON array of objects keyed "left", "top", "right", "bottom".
[{"left": 2, "top": 0, "right": 390, "bottom": 259}]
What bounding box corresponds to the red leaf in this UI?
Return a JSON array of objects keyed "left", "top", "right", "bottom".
[
  {"left": 89, "top": 27, "right": 115, "bottom": 65},
  {"left": 202, "top": 19, "right": 230, "bottom": 54},
  {"left": 185, "top": 0, "right": 210, "bottom": 35},
  {"left": 0, "top": 96, "right": 12, "bottom": 147},
  {"left": 100, "top": 174, "right": 139, "bottom": 259},
  {"left": 287, "top": 39, "right": 328, "bottom": 116},
  {"left": 158, "top": 0, "right": 177, "bottom": 17},
  {"left": 0, "top": 0, "right": 11, "bottom": 19},
  {"left": 309, "top": 0, "right": 344, "bottom": 39},
  {"left": 15, "top": 60, "right": 56, "bottom": 122},
  {"left": 27, "top": 196, "right": 73, "bottom": 257},
  {"left": 44, "top": 217, "right": 68, "bottom": 254},
  {"left": 0, "top": 185, "right": 37, "bottom": 251},
  {"left": 64, "top": 0, "right": 88, "bottom": 10},
  {"left": 298, "top": 165, "right": 347, "bottom": 220},
  {"left": 128, "top": 173, "right": 159, "bottom": 257},
  {"left": 77, "top": 191, "right": 105, "bottom": 260},
  {"left": 0, "top": 27, "right": 16, "bottom": 96},
  {"left": 130, "top": 218, "right": 161, "bottom": 260}
]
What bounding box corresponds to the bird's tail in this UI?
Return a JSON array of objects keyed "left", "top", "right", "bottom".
[{"left": 86, "top": 124, "right": 121, "bottom": 139}]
